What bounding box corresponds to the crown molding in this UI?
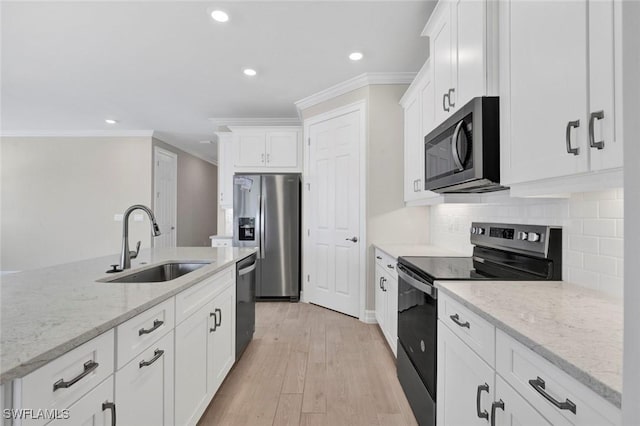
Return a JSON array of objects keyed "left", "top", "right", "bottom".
[
  {"left": 209, "top": 117, "right": 301, "bottom": 130},
  {"left": 294, "top": 72, "right": 416, "bottom": 111},
  {"left": 0, "top": 130, "right": 155, "bottom": 138}
]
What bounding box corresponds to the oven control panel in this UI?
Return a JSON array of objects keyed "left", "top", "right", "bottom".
[{"left": 470, "top": 222, "right": 559, "bottom": 256}]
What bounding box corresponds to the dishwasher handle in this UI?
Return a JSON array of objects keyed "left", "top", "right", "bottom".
[{"left": 238, "top": 262, "right": 257, "bottom": 276}]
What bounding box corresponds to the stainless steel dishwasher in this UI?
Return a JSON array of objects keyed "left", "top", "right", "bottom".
[{"left": 236, "top": 253, "right": 256, "bottom": 359}]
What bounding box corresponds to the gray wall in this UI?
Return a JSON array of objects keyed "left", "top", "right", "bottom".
[
  {"left": 152, "top": 138, "right": 217, "bottom": 246},
  {"left": 1, "top": 136, "right": 153, "bottom": 271}
]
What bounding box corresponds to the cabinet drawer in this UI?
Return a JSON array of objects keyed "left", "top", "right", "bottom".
[
  {"left": 438, "top": 293, "right": 495, "bottom": 366},
  {"left": 175, "top": 266, "right": 235, "bottom": 325},
  {"left": 496, "top": 330, "right": 620, "bottom": 425},
  {"left": 20, "top": 330, "right": 115, "bottom": 426},
  {"left": 374, "top": 249, "right": 398, "bottom": 280},
  {"left": 116, "top": 298, "right": 174, "bottom": 369}
]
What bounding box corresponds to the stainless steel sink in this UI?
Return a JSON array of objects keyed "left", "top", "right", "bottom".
[{"left": 106, "top": 262, "right": 211, "bottom": 283}]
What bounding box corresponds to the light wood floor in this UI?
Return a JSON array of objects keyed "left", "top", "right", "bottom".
[{"left": 197, "top": 302, "right": 418, "bottom": 426}]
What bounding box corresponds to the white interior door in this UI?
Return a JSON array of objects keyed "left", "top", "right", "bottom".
[
  {"left": 307, "top": 109, "right": 361, "bottom": 317},
  {"left": 154, "top": 148, "right": 177, "bottom": 248}
]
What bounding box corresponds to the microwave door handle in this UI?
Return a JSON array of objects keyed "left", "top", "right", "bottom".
[{"left": 451, "top": 120, "right": 465, "bottom": 172}]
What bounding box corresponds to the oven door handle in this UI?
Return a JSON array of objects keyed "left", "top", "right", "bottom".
[
  {"left": 396, "top": 265, "right": 437, "bottom": 299},
  {"left": 451, "top": 120, "right": 466, "bottom": 172}
]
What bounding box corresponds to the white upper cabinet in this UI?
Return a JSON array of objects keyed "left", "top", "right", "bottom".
[
  {"left": 423, "top": 0, "right": 497, "bottom": 126},
  {"left": 500, "top": 0, "right": 623, "bottom": 190},
  {"left": 230, "top": 126, "right": 302, "bottom": 172}
]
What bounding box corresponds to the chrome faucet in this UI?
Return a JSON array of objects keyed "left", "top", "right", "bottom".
[{"left": 116, "top": 204, "right": 161, "bottom": 271}]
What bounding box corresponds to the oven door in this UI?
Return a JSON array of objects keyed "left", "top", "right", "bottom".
[
  {"left": 424, "top": 112, "right": 474, "bottom": 191},
  {"left": 397, "top": 265, "right": 438, "bottom": 399}
]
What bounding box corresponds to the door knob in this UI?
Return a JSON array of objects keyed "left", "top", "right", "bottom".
[{"left": 345, "top": 236, "right": 358, "bottom": 243}]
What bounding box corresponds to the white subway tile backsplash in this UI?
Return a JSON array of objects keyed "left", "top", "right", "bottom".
[{"left": 429, "top": 189, "right": 624, "bottom": 296}]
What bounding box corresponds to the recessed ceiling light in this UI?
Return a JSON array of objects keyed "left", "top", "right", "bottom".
[
  {"left": 211, "top": 10, "right": 229, "bottom": 23},
  {"left": 349, "top": 52, "right": 364, "bottom": 61},
  {"left": 105, "top": 119, "right": 118, "bottom": 124},
  {"left": 243, "top": 68, "right": 257, "bottom": 77}
]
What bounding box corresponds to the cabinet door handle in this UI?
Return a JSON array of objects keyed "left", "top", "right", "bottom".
[
  {"left": 53, "top": 360, "right": 99, "bottom": 391},
  {"left": 381, "top": 277, "right": 387, "bottom": 292},
  {"left": 102, "top": 401, "right": 117, "bottom": 426},
  {"left": 138, "top": 319, "right": 164, "bottom": 336},
  {"left": 449, "top": 313, "right": 470, "bottom": 329},
  {"left": 528, "top": 376, "right": 577, "bottom": 414},
  {"left": 490, "top": 400, "right": 504, "bottom": 426},
  {"left": 476, "top": 383, "right": 490, "bottom": 420},
  {"left": 376, "top": 256, "right": 383, "bottom": 260},
  {"left": 443, "top": 93, "right": 450, "bottom": 112},
  {"left": 266, "top": 153, "right": 270, "bottom": 163},
  {"left": 448, "top": 88, "right": 456, "bottom": 107},
  {"left": 261, "top": 153, "right": 265, "bottom": 163},
  {"left": 210, "top": 311, "right": 217, "bottom": 332},
  {"left": 215, "top": 308, "right": 222, "bottom": 327},
  {"left": 565, "top": 120, "right": 580, "bottom": 155},
  {"left": 589, "top": 110, "right": 605, "bottom": 150},
  {"left": 139, "top": 349, "right": 165, "bottom": 368}
]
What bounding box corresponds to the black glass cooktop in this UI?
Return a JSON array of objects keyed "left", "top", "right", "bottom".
[{"left": 399, "top": 256, "right": 493, "bottom": 281}]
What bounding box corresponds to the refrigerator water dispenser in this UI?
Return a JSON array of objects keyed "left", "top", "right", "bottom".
[{"left": 238, "top": 217, "right": 255, "bottom": 241}]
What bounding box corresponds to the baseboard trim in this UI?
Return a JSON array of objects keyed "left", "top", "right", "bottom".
[{"left": 361, "top": 309, "right": 377, "bottom": 324}]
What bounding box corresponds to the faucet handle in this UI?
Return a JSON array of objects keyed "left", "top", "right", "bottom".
[{"left": 130, "top": 241, "right": 141, "bottom": 259}]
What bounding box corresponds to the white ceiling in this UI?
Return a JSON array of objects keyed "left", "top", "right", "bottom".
[{"left": 1, "top": 1, "right": 434, "bottom": 163}]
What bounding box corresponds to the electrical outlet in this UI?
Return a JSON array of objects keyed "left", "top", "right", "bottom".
[{"left": 114, "top": 214, "right": 123, "bottom": 221}]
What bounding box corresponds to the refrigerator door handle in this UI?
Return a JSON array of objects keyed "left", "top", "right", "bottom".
[{"left": 259, "top": 186, "right": 265, "bottom": 260}]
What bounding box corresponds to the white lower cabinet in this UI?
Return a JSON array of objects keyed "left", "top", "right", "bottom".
[
  {"left": 115, "top": 330, "right": 174, "bottom": 426},
  {"left": 207, "top": 285, "right": 236, "bottom": 395},
  {"left": 437, "top": 292, "right": 621, "bottom": 425},
  {"left": 47, "top": 376, "right": 115, "bottom": 426},
  {"left": 374, "top": 249, "right": 398, "bottom": 356},
  {"left": 437, "top": 320, "right": 494, "bottom": 426},
  {"left": 493, "top": 375, "right": 551, "bottom": 426},
  {"left": 175, "top": 276, "right": 236, "bottom": 426}
]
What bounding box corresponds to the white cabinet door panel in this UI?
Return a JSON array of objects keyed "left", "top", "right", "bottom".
[
  {"left": 384, "top": 271, "right": 398, "bottom": 357},
  {"left": 234, "top": 133, "right": 266, "bottom": 167},
  {"left": 266, "top": 131, "right": 298, "bottom": 168},
  {"left": 207, "top": 285, "right": 236, "bottom": 396},
  {"left": 505, "top": 0, "right": 589, "bottom": 183},
  {"left": 47, "top": 377, "right": 114, "bottom": 426},
  {"left": 115, "top": 331, "right": 174, "bottom": 426},
  {"left": 432, "top": 3, "right": 456, "bottom": 125},
  {"left": 437, "top": 320, "right": 495, "bottom": 426},
  {"left": 403, "top": 93, "right": 422, "bottom": 202},
  {"left": 588, "top": 0, "right": 623, "bottom": 171},
  {"left": 454, "top": 0, "right": 486, "bottom": 108}
]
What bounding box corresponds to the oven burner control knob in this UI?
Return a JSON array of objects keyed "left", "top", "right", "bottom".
[
  {"left": 517, "top": 231, "right": 528, "bottom": 240},
  {"left": 470, "top": 227, "right": 478, "bottom": 234},
  {"left": 527, "top": 232, "right": 541, "bottom": 242},
  {"left": 477, "top": 227, "right": 485, "bottom": 235}
]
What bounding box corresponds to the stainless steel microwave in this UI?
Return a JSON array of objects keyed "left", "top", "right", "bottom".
[{"left": 424, "top": 96, "right": 505, "bottom": 193}]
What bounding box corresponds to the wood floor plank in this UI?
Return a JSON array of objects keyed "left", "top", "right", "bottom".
[
  {"left": 197, "top": 302, "right": 417, "bottom": 426},
  {"left": 273, "top": 394, "right": 303, "bottom": 426}
]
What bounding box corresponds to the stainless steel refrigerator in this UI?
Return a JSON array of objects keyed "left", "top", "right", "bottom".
[{"left": 232, "top": 174, "right": 300, "bottom": 300}]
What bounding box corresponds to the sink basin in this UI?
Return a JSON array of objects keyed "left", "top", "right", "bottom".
[{"left": 106, "top": 262, "right": 211, "bottom": 283}]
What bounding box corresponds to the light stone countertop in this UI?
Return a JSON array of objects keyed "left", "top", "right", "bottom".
[
  {"left": 374, "top": 243, "right": 465, "bottom": 259},
  {"left": 209, "top": 235, "right": 233, "bottom": 239},
  {"left": 0, "top": 246, "right": 256, "bottom": 384},
  {"left": 435, "top": 280, "right": 623, "bottom": 408}
]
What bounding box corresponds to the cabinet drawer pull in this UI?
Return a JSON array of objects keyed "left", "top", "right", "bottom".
[
  {"left": 449, "top": 313, "right": 470, "bottom": 329},
  {"left": 443, "top": 93, "right": 450, "bottom": 112},
  {"left": 565, "top": 120, "right": 580, "bottom": 155},
  {"left": 138, "top": 319, "right": 164, "bottom": 336},
  {"left": 589, "top": 110, "right": 605, "bottom": 150},
  {"left": 490, "top": 400, "right": 504, "bottom": 426},
  {"left": 376, "top": 256, "right": 382, "bottom": 260},
  {"left": 528, "top": 376, "right": 577, "bottom": 414},
  {"left": 476, "top": 383, "right": 489, "bottom": 420},
  {"left": 53, "top": 360, "right": 99, "bottom": 391},
  {"left": 139, "top": 349, "right": 165, "bottom": 368},
  {"left": 215, "top": 308, "right": 222, "bottom": 327},
  {"left": 387, "top": 264, "right": 395, "bottom": 269},
  {"left": 102, "top": 401, "right": 117, "bottom": 426}
]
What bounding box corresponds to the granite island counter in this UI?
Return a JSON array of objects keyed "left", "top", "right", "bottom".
[{"left": 1, "top": 246, "right": 256, "bottom": 384}]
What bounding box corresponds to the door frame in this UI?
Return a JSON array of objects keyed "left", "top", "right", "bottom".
[
  {"left": 302, "top": 100, "right": 367, "bottom": 321},
  {"left": 153, "top": 146, "right": 178, "bottom": 248}
]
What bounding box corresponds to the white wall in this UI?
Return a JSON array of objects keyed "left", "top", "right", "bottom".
[
  {"left": 1, "top": 136, "right": 153, "bottom": 271},
  {"left": 622, "top": 0, "right": 640, "bottom": 422},
  {"left": 430, "top": 190, "right": 624, "bottom": 297}
]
